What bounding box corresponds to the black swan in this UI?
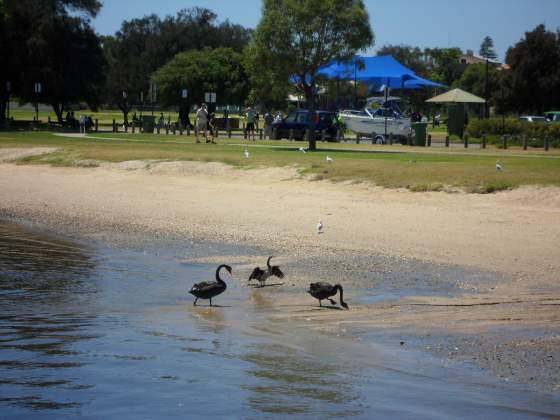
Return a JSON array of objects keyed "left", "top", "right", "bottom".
[
  {"left": 248, "top": 256, "right": 285, "bottom": 287},
  {"left": 307, "top": 282, "right": 349, "bottom": 309},
  {"left": 189, "top": 264, "right": 232, "bottom": 306}
]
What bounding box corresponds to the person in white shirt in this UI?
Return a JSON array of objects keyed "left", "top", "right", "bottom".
[{"left": 195, "top": 103, "right": 208, "bottom": 143}]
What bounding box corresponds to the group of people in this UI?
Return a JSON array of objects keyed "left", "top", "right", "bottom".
[
  {"left": 245, "top": 107, "right": 283, "bottom": 141},
  {"left": 193, "top": 104, "right": 284, "bottom": 143}
]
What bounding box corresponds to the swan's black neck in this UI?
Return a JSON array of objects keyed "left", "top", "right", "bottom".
[
  {"left": 266, "top": 256, "right": 273, "bottom": 269},
  {"left": 215, "top": 264, "right": 229, "bottom": 283},
  {"left": 335, "top": 284, "right": 346, "bottom": 307}
]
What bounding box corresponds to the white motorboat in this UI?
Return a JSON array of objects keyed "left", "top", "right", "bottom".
[{"left": 338, "top": 97, "right": 411, "bottom": 143}]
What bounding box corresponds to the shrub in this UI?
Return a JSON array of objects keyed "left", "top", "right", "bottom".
[{"left": 466, "top": 118, "right": 560, "bottom": 147}]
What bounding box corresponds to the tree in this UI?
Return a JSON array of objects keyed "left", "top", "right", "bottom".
[
  {"left": 152, "top": 48, "right": 249, "bottom": 121},
  {"left": 3, "top": 0, "right": 105, "bottom": 123},
  {"left": 103, "top": 8, "right": 252, "bottom": 123},
  {"left": 479, "top": 36, "right": 498, "bottom": 60},
  {"left": 502, "top": 24, "right": 560, "bottom": 114},
  {"left": 243, "top": 42, "right": 292, "bottom": 109},
  {"left": 453, "top": 63, "right": 499, "bottom": 116},
  {"left": 250, "top": 0, "right": 373, "bottom": 150},
  {"left": 427, "top": 48, "right": 464, "bottom": 87}
]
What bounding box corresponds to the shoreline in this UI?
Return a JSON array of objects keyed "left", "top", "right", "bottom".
[{"left": 1, "top": 157, "right": 559, "bottom": 394}]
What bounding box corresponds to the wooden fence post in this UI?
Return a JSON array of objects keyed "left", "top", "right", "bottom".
[
  {"left": 482, "top": 134, "right": 486, "bottom": 149},
  {"left": 445, "top": 135, "right": 449, "bottom": 147},
  {"left": 389, "top": 132, "right": 393, "bottom": 145},
  {"left": 95, "top": 119, "right": 99, "bottom": 132},
  {"left": 464, "top": 133, "right": 469, "bottom": 148},
  {"left": 544, "top": 135, "right": 549, "bottom": 152},
  {"left": 112, "top": 119, "right": 116, "bottom": 133},
  {"left": 289, "top": 129, "right": 294, "bottom": 141},
  {"left": 522, "top": 134, "right": 527, "bottom": 150},
  {"left": 502, "top": 135, "right": 508, "bottom": 149}
]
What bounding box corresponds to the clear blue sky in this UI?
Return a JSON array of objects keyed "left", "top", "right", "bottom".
[{"left": 93, "top": 0, "right": 560, "bottom": 61}]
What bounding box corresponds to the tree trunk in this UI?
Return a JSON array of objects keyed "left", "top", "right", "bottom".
[
  {"left": 51, "top": 103, "right": 64, "bottom": 125},
  {"left": 0, "top": 100, "right": 6, "bottom": 124},
  {"left": 304, "top": 84, "right": 316, "bottom": 151}
]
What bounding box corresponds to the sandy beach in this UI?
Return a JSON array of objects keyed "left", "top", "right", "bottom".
[{"left": 1, "top": 148, "right": 559, "bottom": 393}]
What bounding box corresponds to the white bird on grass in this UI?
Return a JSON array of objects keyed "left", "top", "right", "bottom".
[
  {"left": 496, "top": 160, "right": 502, "bottom": 171},
  {"left": 316, "top": 220, "right": 323, "bottom": 234},
  {"left": 298, "top": 147, "right": 307, "bottom": 153},
  {"left": 326, "top": 155, "right": 334, "bottom": 163},
  {"left": 244, "top": 147, "right": 250, "bottom": 159}
]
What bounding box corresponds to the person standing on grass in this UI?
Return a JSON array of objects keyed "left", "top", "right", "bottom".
[
  {"left": 264, "top": 110, "right": 274, "bottom": 139},
  {"left": 195, "top": 103, "right": 208, "bottom": 143},
  {"left": 246, "top": 106, "right": 256, "bottom": 141},
  {"left": 79, "top": 114, "right": 86, "bottom": 135},
  {"left": 207, "top": 112, "right": 217, "bottom": 144}
]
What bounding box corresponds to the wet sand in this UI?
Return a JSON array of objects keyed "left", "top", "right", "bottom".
[{"left": 0, "top": 149, "right": 559, "bottom": 395}]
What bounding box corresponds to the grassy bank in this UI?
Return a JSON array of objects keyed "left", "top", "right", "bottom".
[{"left": 1, "top": 130, "right": 560, "bottom": 193}]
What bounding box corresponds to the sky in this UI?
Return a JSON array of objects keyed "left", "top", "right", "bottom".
[{"left": 92, "top": 0, "right": 560, "bottom": 62}]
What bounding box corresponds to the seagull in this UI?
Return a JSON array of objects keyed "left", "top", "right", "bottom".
[
  {"left": 326, "top": 155, "right": 334, "bottom": 163},
  {"left": 244, "top": 147, "right": 250, "bottom": 159},
  {"left": 298, "top": 147, "right": 307, "bottom": 153},
  {"left": 316, "top": 220, "right": 323, "bottom": 234},
  {"left": 496, "top": 160, "right": 502, "bottom": 171}
]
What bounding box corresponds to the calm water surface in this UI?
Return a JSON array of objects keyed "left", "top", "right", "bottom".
[{"left": 0, "top": 220, "right": 558, "bottom": 419}]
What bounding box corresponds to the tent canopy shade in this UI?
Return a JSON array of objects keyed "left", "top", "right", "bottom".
[
  {"left": 291, "top": 55, "right": 445, "bottom": 90},
  {"left": 426, "top": 88, "right": 486, "bottom": 103}
]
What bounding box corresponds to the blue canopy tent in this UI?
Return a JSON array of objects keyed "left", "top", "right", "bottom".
[{"left": 317, "top": 55, "right": 444, "bottom": 90}]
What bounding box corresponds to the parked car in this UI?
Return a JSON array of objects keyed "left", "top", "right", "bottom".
[
  {"left": 518, "top": 116, "right": 547, "bottom": 123},
  {"left": 544, "top": 111, "right": 560, "bottom": 123},
  {"left": 271, "top": 109, "right": 337, "bottom": 140}
]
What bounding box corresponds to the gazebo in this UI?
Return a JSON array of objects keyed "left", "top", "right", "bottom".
[{"left": 426, "top": 88, "right": 485, "bottom": 138}]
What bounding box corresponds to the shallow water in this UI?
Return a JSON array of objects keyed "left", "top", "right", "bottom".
[{"left": 0, "top": 220, "right": 559, "bottom": 419}]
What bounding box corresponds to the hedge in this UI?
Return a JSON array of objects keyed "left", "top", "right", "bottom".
[{"left": 467, "top": 118, "right": 560, "bottom": 148}]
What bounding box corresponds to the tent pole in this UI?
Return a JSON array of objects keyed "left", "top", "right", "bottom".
[
  {"left": 384, "top": 77, "right": 389, "bottom": 137},
  {"left": 354, "top": 60, "right": 357, "bottom": 108}
]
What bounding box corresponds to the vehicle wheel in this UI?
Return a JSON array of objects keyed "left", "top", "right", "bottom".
[{"left": 375, "top": 135, "right": 385, "bottom": 144}]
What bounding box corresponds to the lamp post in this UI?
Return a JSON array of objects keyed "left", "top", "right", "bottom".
[
  {"left": 33, "top": 82, "right": 42, "bottom": 122},
  {"left": 6, "top": 81, "right": 11, "bottom": 121},
  {"left": 150, "top": 82, "right": 157, "bottom": 117},
  {"left": 181, "top": 88, "right": 188, "bottom": 128},
  {"left": 485, "top": 58, "right": 489, "bottom": 119}
]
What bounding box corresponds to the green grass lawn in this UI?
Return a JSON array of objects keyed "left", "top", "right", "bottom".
[{"left": 1, "top": 130, "right": 559, "bottom": 193}]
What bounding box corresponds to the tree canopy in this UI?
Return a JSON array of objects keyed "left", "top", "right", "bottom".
[
  {"left": 250, "top": 0, "right": 373, "bottom": 150},
  {"left": 501, "top": 24, "right": 560, "bottom": 114},
  {"left": 102, "top": 8, "right": 253, "bottom": 122},
  {"left": 479, "top": 36, "right": 498, "bottom": 60},
  {"left": 2, "top": 0, "right": 105, "bottom": 122},
  {"left": 152, "top": 48, "right": 249, "bottom": 109}
]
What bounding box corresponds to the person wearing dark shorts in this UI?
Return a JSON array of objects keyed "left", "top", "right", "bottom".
[{"left": 246, "top": 107, "right": 256, "bottom": 141}]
